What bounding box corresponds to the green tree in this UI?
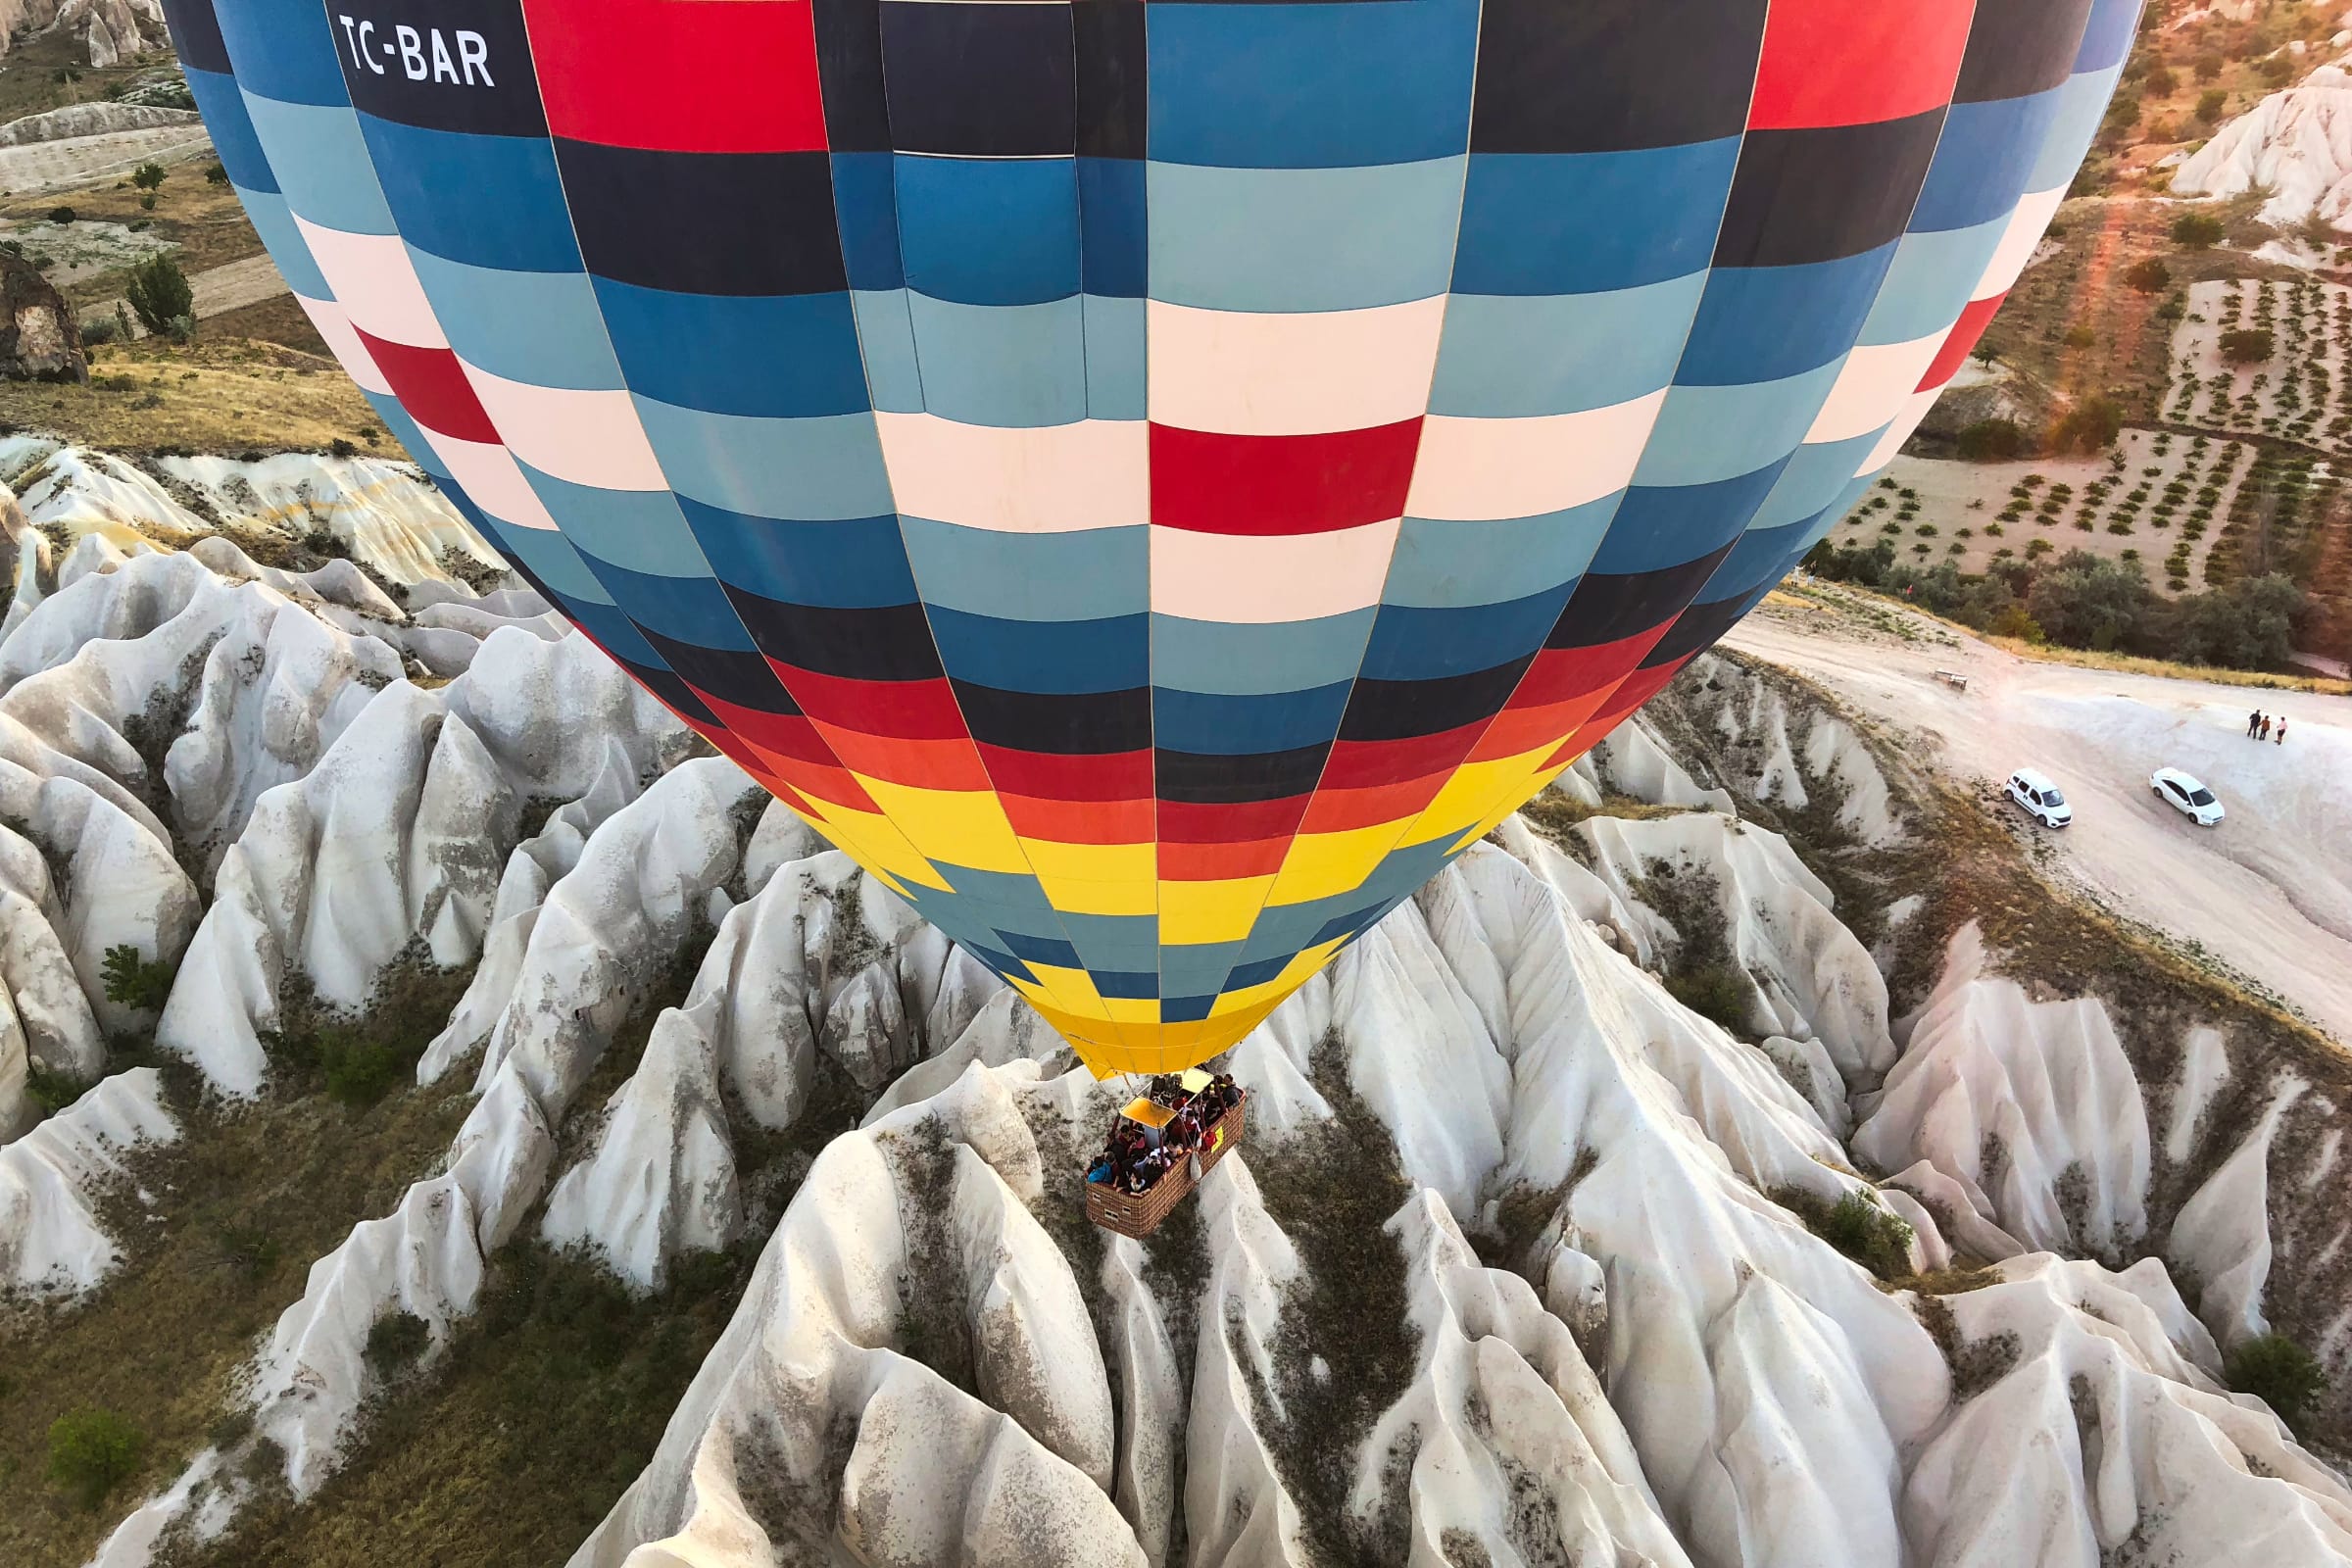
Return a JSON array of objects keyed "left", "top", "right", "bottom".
[
  {"left": 124, "top": 254, "right": 194, "bottom": 339},
  {"left": 130, "top": 161, "right": 167, "bottom": 191},
  {"left": 48, "top": 1407, "right": 145, "bottom": 1509},
  {"left": 364, "top": 1310, "right": 433, "bottom": 1380},
  {"left": 24, "top": 1063, "right": 89, "bottom": 1115},
  {"left": 100, "top": 943, "right": 177, "bottom": 1011},
  {"left": 1989, "top": 604, "right": 2044, "bottom": 642},
  {"left": 2166, "top": 574, "right": 2306, "bottom": 667},
  {"left": 2125, "top": 257, "right": 2172, "bottom": 294},
  {"left": 2102, "top": 92, "right": 2141, "bottom": 141},
  {"left": 1957, "top": 418, "right": 2028, "bottom": 461},
  {"left": 2142, "top": 61, "right": 2177, "bottom": 97},
  {"left": 2195, "top": 87, "right": 2229, "bottom": 122},
  {"left": 2027, "top": 550, "right": 2152, "bottom": 651},
  {"left": 2226, "top": 1334, "right": 2328, "bottom": 1433},
  {"left": 2194, "top": 52, "right": 2225, "bottom": 83},
  {"left": 2172, "top": 211, "right": 2226, "bottom": 248},
  {"left": 2221, "top": 327, "right": 2276, "bottom": 365},
  {"left": 2051, "top": 395, "right": 2124, "bottom": 454}
]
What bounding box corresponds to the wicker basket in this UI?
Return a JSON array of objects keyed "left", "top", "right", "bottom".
[{"left": 1084, "top": 1101, "right": 1247, "bottom": 1240}]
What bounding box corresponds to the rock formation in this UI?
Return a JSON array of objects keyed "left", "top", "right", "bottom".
[{"left": 0, "top": 249, "right": 85, "bottom": 385}]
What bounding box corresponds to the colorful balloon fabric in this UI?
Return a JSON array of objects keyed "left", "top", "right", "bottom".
[{"left": 165, "top": 0, "right": 2134, "bottom": 1078}]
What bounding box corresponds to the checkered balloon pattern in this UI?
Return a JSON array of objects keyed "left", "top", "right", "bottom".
[{"left": 164, "top": 0, "right": 2135, "bottom": 1077}]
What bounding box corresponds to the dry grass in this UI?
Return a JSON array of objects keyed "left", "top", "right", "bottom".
[
  {"left": 202, "top": 291, "right": 329, "bottom": 357},
  {"left": 158, "top": 1241, "right": 760, "bottom": 1568},
  {"left": 1978, "top": 634, "right": 2352, "bottom": 695},
  {"left": 1245, "top": 1036, "right": 1421, "bottom": 1568},
  {"left": 1882, "top": 1265, "right": 2005, "bottom": 1298},
  {"left": 1516, "top": 788, "right": 1709, "bottom": 846},
  {"left": 1, "top": 150, "right": 266, "bottom": 305},
  {"left": 0, "top": 37, "right": 168, "bottom": 124},
  {"left": 144, "top": 932, "right": 863, "bottom": 1568},
  {"left": 0, "top": 1070, "right": 474, "bottom": 1565},
  {"left": 1766, "top": 579, "right": 1959, "bottom": 648},
  {"left": 0, "top": 336, "right": 380, "bottom": 454},
  {"left": 1778, "top": 582, "right": 2349, "bottom": 695}
]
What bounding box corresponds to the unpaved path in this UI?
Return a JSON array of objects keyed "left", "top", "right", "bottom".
[
  {"left": 187, "top": 252, "right": 287, "bottom": 316},
  {"left": 1728, "top": 595, "right": 2352, "bottom": 1044}
]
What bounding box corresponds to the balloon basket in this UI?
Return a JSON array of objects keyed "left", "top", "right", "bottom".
[{"left": 1085, "top": 1102, "right": 1247, "bottom": 1240}]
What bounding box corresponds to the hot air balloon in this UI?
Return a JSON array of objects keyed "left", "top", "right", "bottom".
[{"left": 162, "top": 0, "right": 2135, "bottom": 1099}]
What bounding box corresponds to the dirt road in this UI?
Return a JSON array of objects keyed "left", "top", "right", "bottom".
[
  {"left": 187, "top": 253, "right": 288, "bottom": 316},
  {"left": 1727, "top": 594, "right": 2352, "bottom": 1044}
]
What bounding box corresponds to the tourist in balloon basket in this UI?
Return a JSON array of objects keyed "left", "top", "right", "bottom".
[{"left": 1085, "top": 1073, "right": 1247, "bottom": 1195}]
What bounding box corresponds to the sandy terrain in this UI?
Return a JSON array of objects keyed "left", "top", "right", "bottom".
[
  {"left": 0, "top": 211, "right": 168, "bottom": 285},
  {"left": 185, "top": 251, "right": 284, "bottom": 316},
  {"left": 1728, "top": 595, "right": 2352, "bottom": 1044},
  {"left": 1821, "top": 427, "right": 2244, "bottom": 591},
  {"left": 2170, "top": 274, "right": 2352, "bottom": 441},
  {"left": 0, "top": 121, "right": 208, "bottom": 197}
]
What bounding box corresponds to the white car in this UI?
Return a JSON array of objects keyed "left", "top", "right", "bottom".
[
  {"left": 2150, "top": 767, "right": 2225, "bottom": 826},
  {"left": 2005, "top": 768, "right": 2074, "bottom": 828}
]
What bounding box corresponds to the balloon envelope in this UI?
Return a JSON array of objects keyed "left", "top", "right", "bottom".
[{"left": 166, "top": 0, "right": 2132, "bottom": 1076}]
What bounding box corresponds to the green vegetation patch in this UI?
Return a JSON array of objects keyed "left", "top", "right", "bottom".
[
  {"left": 2227, "top": 1333, "right": 2329, "bottom": 1435},
  {"left": 1774, "top": 1187, "right": 1917, "bottom": 1282},
  {"left": 0, "top": 1056, "right": 472, "bottom": 1564},
  {"left": 1802, "top": 542, "right": 2310, "bottom": 673},
  {"left": 46, "top": 1406, "right": 146, "bottom": 1511},
  {"left": 1632, "top": 857, "right": 1756, "bottom": 1037},
  {"left": 1913, "top": 1293, "right": 2024, "bottom": 1403},
  {"left": 260, "top": 946, "right": 473, "bottom": 1107},
  {"left": 159, "top": 1241, "right": 762, "bottom": 1568},
  {"left": 1245, "top": 1036, "right": 1422, "bottom": 1568},
  {"left": 101, "top": 943, "right": 178, "bottom": 1013}
]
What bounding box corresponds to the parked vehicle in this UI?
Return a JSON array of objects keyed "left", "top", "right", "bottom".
[
  {"left": 2150, "top": 767, "right": 2225, "bottom": 826},
  {"left": 2005, "top": 768, "right": 2073, "bottom": 828}
]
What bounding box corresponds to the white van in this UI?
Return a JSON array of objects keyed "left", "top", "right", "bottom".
[{"left": 2005, "top": 768, "right": 2074, "bottom": 828}]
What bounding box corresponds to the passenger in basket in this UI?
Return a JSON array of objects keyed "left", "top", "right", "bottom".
[
  {"left": 1130, "top": 1147, "right": 1173, "bottom": 1193},
  {"left": 1108, "top": 1126, "right": 1144, "bottom": 1183}
]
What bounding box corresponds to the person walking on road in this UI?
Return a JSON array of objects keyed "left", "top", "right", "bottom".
[
  {"left": 2249, "top": 709, "right": 2263, "bottom": 738},
  {"left": 2260, "top": 714, "right": 2273, "bottom": 741},
  {"left": 2277, "top": 715, "right": 2288, "bottom": 746}
]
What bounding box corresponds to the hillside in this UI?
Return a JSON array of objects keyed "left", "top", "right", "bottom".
[
  {"left": 1801, "top": 1, "right": 2352, "bottom": 669},
  {"left": 1, "top": 451, "right": 2349, "bottom": 1567}
]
